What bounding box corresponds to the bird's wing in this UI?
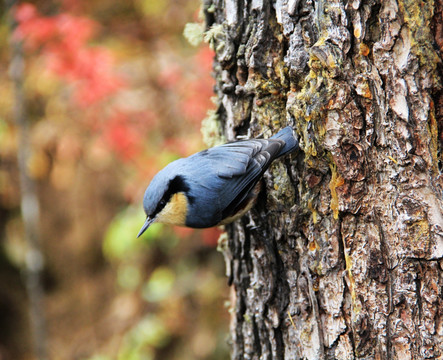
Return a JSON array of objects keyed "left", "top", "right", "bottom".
[
  {"left": 208, "top": 139, "right": 283, "bottom": 178},
  {"left": 202, "top": 138, "right": 285, "bottom": 211}
]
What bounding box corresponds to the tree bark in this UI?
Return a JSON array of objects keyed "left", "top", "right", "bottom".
[{"left": 202, "top": 0, "right": 443, "bottom": 359}]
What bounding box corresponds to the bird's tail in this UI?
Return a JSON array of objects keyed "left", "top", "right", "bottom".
[{"left": 271, "top": 126, "right": 299, "bottom": 157}]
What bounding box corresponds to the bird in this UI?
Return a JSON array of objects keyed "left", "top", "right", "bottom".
[{"left": 137, "top": 126, "right": 298, "bottom": 237}]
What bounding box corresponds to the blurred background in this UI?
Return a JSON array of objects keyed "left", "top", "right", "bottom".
[{"left": 0, "top": 0, "right": 230, "bottom": 359}]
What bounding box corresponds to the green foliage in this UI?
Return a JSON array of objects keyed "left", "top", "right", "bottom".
[
  {"left": 117, "top": 315, "right": 169, "bottom": 360},
  {"left": 100, "top": 204, "right": 228, "bottom": 359},
  {"left": 87, "top": 356, "right": 112, "bottom": 360},
  {"left": 135, "top": 0, "right": 168, "bottom": 16},
  {"left": 142, "top": 266, "right": 175, "bottom": 302},
  {"left": 103, "top": 207, "right": 164, "bottom": 261},
  {"left": 117, "top": 264, "right": 142, "bottom": 290}
]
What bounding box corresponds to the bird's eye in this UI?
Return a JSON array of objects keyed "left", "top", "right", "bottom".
[{"left": 159, "top": 199, "right": 167, "bottom": 209}]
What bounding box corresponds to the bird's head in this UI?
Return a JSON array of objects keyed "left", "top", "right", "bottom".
[{"left": 137, "top": 167, "right": 190, "bottom": 238}]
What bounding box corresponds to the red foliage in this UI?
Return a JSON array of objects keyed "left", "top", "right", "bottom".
[
  {"left": 172, "top": 226, "right": 195, "bottom": 238},
  {"left": 202, "top": 227, "right": 223, "bottom": 247},
  {"left": 178, "top": 47, "right": 214, "bottom": 125},
  {"left": 14, "top": 4, "right": 57, "bottom": 47},
  {"left": 15, "top": 4, "right": 124, "bottom": 108},
  {"left": 14, "top": 3, "right": 214, "bottom": 166},
  {"left": 104, "top": 112, "right": 143, "bottom": 161},
  {"left": 14, "top": 3, "right": 140, "bottom": 161},
  {"left": 157, "top": 46, "right": 214, "bottom": 127}
]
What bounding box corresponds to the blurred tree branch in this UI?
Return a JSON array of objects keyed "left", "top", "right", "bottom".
[{"left": 5, "top": 0, "right": 48, "bottom": 358}]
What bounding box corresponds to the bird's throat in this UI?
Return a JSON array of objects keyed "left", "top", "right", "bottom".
[{"left": 155, "top": 192, "right": 188, "bottom": 226}]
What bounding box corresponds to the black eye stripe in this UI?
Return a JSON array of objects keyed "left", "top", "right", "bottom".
[
  {"left": 154, "top": 198, "right": 168, "bottom": 215},
  {"left": 169, "top": 175, "right": 194, "bottom": 204},
  {"left": 153, "top": 175, "right": 189, "bottom": 216},
  {"left": 168, "top": 175, "right": 190, "bottom": 194}
]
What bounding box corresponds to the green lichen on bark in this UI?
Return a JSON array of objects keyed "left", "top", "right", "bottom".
[
  {"left": 399, "top": 0, "right": 440, "bottom": 72},
  {"left": 201, "top": 108, "right": 226, "bottom": 147}
]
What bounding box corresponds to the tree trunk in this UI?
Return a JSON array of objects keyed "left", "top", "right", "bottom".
[{"left": 202, "top": 0, "right": 443, "bottom": 359}]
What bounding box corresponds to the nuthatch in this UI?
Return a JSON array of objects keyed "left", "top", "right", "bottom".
[{"left": 137, "top": 126, "right": 298, "bottom": 237}]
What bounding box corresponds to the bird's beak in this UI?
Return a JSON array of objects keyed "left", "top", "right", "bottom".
[{"left": 137, "top": 217, "right": 155, "bottom": 238}]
